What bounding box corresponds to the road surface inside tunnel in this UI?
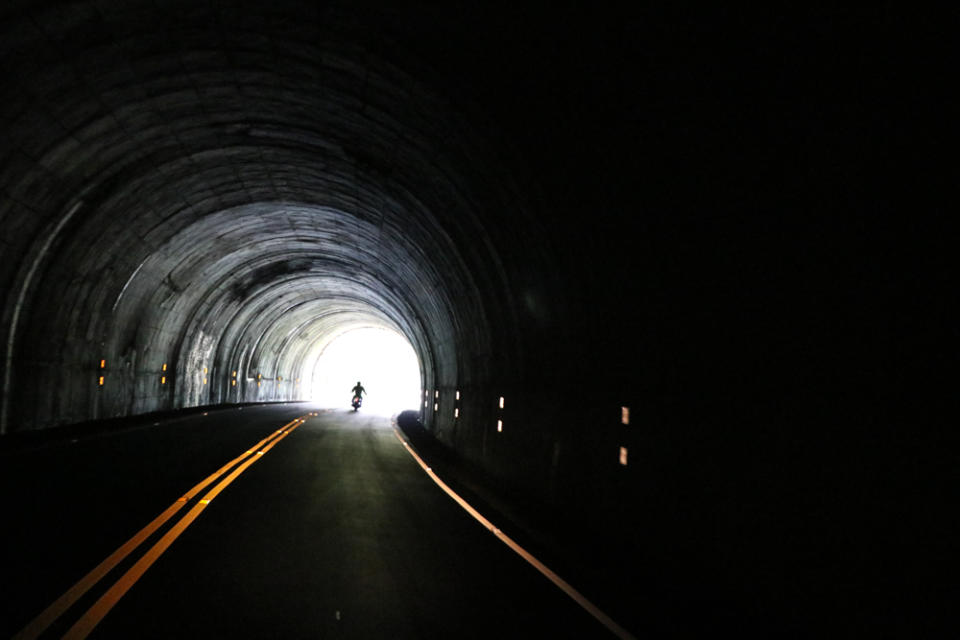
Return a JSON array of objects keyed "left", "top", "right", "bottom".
[{"left": 1, "top": 404, "right": 613, "bottom": 639}]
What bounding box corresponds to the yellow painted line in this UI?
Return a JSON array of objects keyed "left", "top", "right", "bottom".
[
  {"left": 13, "top": 416, "right": 304, "bottom": 640},
  {"left": 393, "top": 429, "right": 636, "bottom": 640},
  {"left": 65, "top": 419, "right": 304, "bottom": 639}
]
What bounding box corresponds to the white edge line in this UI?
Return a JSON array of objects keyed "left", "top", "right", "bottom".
[{"left": 393, "top": 428, "right": 637, "bottom": 640}]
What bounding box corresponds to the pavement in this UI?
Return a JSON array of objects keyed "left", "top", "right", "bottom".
[{"left": 0, "top": 403, "right": 624, "bottom": 639}]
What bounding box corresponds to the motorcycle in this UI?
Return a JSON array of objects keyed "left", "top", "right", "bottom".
[{"left": 351, "top": 395, "right": 362, "bottom": 411}]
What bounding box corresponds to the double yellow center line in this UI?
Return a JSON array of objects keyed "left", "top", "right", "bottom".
[{"left": 14, "top": 413, "right": 315, "bottom": 640}]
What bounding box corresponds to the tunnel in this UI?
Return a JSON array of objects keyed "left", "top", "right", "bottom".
[
  {"left": 0, "top": 1, "right": 562, "bottom": 447},
  {"left": 0, "top": 2, "right": 946, "bottom": 637}
]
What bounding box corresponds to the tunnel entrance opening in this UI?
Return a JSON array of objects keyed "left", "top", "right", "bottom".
[{"left": 308, "top": 328, "right": 421, "bottom": 416}]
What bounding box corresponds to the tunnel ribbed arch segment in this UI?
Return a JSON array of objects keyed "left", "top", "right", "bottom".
[
  {"left": 262, "top": 307, "right": 403, "bottom": 391},
  {"left": 225, "top": 304, "right": 411, "bottom": 404},
  {"left": 0, "top": 2, "right": 545, "bottom": 432},
  {"left": 199, "top": 282, "right": 430, "bottom": 405},
  {"left": 108, "top": 204, "right": 461, "bottom": 418},
  {"left": 272, "top": 311, "right": 415, "bottom": 400}
]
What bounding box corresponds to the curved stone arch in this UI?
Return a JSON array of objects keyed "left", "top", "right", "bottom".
[{"left": 1, "top": 1, "right": 556, "bottom": 446}]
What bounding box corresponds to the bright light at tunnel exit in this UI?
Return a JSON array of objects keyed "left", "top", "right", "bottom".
[{"left": 309, "top": 328, "right": 421, "bottom": 415}]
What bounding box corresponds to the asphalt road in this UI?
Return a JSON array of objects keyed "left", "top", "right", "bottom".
[{"left": 1, "top": 404, "right": 617, "bottom": 639}]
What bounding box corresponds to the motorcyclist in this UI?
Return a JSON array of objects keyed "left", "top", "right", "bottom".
[{"left": 351, "top": 381, "right": 366, "bottom": 401}]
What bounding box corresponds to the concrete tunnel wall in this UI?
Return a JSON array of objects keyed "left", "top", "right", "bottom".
[
  {"left": 0, "top": 1, "right": 568, "bottom": 504},
  {"left": 3, "top": 3, "right": 939, "bottom": 629}
]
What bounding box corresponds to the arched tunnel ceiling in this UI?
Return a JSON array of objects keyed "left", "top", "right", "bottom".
[
  {"left": 0, "top": 5, "right": 939, "bottom": 635},
  {"left": 3, "top": 3, "right": 881, "bottom": 436},
  {"left": 1, "top": 0, "right": 572, "bottom": 430}
]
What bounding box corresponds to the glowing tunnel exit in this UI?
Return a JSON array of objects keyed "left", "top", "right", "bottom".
[{"left": 308, "top": 328, "right": 421, "bottom": 415}]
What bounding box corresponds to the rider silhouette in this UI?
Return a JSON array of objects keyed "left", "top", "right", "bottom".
[{"left": 351, "top": 381, "right": 366, "bottom": 399}]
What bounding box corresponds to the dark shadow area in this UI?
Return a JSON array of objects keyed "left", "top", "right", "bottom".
[
  {"left": 395, "top": 410, "right": 951, "bottom": 638},
  {"left": 0, "top": 401, "right": 310, "bottom": 456},
  {"left": 395, "top": 410, "right": 686, "bottom": 638},
  {"left": 0, "top": 3, "right": 951, "bottom": 637}
]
